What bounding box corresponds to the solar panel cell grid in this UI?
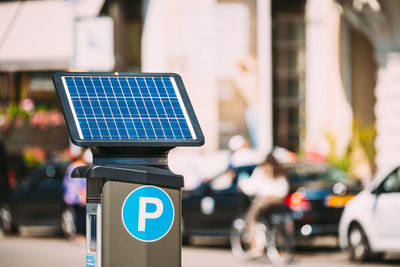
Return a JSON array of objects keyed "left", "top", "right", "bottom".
[{"left": 63, "top": 76, "right": 195, "bottom": 141}]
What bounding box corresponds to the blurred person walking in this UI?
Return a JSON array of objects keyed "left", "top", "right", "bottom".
[
  {"left": 238, "top": 152, "right": 289, "bottom": 256},
  {"left": 63, "top": 147, "right": 91, "bottom": 241}
]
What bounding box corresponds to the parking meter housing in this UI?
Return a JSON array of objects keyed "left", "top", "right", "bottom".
[
  {"left": 53, "top": 72, "right": 204, "bottom": 267},
  {"left": 73, "top": 154, "right": 184, "bottom": 267}
]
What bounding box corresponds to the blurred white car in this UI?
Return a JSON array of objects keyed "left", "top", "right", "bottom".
[{"left": 339, "top": 166, "right": 400, "bottom": 262}]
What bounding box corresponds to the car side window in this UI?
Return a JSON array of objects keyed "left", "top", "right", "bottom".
[
  {"left": 210, "top": 170, "right": 236, "bottom": 191},
  {"left": 380, "top": 168, "right": 400, "bottom": 193},
  {"left": 237, "top": 171, "right": 250, "bottom": 183},
  {"left": 37, "top": 165, "right": 63, "bottom": 190}
]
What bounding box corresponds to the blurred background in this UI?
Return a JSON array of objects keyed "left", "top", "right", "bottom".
[{"left": 0, "top": 0, "right": 400, "bottom": 266}]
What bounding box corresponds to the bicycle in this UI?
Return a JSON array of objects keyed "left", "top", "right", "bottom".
[{"left": 230, "top": 204, "right": 295, "bottom": 265}]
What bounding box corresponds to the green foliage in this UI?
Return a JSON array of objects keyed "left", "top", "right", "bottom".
[
  {"left": 326, "top": 121, "right": 376, "bottom": 177},
  {"left": 357, "top": 123, "right": 376, "bottom": 171},
  {"left": 326, "top": 131, "right": 351, "bottom": 172}
]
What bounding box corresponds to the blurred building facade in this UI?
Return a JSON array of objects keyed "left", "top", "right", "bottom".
[
  {"left": 142, "top": 0, "right": 400, "bottom": 177},
  {"left": 337, "top": 0, "right": 400, "bottom": 175},
  {"left": 1, "top": 0, "right": 399, "bottom": 178},
  {"left": 0, "top": 0, "right": 115, "bottom": 182},
  {"left": 139, "top": 0, "right": 354, "bottom": 170}
]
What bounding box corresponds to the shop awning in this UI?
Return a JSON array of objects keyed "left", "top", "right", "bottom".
[{"left": 0, "top": 0, "right": 74, "bottom": 71}]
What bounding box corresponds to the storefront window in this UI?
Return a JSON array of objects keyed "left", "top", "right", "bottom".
[{"left": 272, "top": 0, "right": 306, "bottom": 152}]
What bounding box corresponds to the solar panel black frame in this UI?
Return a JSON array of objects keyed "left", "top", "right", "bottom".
[{"left": 53, "top": 72, "right": 204, "bottom": 147}]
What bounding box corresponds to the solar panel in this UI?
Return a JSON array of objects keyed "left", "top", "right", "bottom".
[{"left": 53, "top": 73, "right": 204, "bottom": 147}]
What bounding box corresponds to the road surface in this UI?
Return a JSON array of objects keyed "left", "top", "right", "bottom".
[{"left": 0, "top": 232, "right": 399, "bottom": 267}]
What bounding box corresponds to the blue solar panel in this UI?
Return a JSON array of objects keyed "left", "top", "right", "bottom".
[{"left": 62, "top": 76, "right": 196, "bottom": 141}]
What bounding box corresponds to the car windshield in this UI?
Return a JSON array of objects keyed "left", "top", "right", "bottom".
[
  {"left": 207, "top": 165, "right": 255, "bottom": 191},
  {"left": 24, "top": 162, "right": 68, "bottom": 185}
]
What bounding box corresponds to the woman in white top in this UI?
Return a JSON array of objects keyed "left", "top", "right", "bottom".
[{"left": 238, "top": 152, "right": 289, "bottom": 256}]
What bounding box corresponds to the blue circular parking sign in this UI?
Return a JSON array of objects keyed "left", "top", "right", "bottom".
[{"left": 122, "top": 186, "right": 175, "bottom": 242}]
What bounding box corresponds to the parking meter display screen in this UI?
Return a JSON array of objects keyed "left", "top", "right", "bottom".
[{"left": 53, "top": 73, "right": 204, "bottom": 146}]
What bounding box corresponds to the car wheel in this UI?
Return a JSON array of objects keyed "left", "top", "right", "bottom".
[
  {"left": 0, "top": 205, "right": 18, "bottom": 234},
  {"left": 61, "top": 207, "right": 76, "bottom": 238},
  {"left": 230, "top": 216, "right": 252, "bottom": 261},
  {"left": 348, "top": 224, "right": 381, "bottom": 262},
  {"left": 266, "top": 213, "right": 295, "bottom": 265}
]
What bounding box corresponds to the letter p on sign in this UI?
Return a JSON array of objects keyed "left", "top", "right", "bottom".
[
  {"left": 138, "top": 197, "right": 163, "bottom": 231},
  {"left": 122, "top": 186, "right": 175, "bottom": 242}
]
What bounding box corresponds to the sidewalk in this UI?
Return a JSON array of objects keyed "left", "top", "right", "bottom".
[{"left": 0, "top": 235, "right": 85, "bottom": 267}]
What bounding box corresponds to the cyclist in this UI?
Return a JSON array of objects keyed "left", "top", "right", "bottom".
[{"left": 238, "top": 152, "right": 289, "bottom": 257}]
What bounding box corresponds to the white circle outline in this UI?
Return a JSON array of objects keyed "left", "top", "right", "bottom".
[{"left": 121, "top": 185, "right": 175, "bottom": 242}]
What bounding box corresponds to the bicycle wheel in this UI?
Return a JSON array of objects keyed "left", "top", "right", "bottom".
[
  {"left": 230, "top": 217, "right": 252, "bottom": 261},
  {"left": 265, "top": 213, "right": 295, "bottom": 265}
]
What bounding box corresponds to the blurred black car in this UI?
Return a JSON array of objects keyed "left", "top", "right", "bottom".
[
  {"left": 182, "top": 162, "right": 362, "bottom": 242},
  {"left": 0, "top": 161, "right": 73, "bottom": 236}
]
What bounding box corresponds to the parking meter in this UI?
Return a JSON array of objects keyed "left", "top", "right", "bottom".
[{"left": 53, "top": 73, "right": 204, "bottom": 267}]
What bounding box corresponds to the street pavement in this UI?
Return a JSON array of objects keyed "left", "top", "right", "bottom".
[
  {"left": 183, "top": 245, "right": 400, "bottom": 267},
  {"left": 0, "top": 231, "right": 399, "bottom": 267}
]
